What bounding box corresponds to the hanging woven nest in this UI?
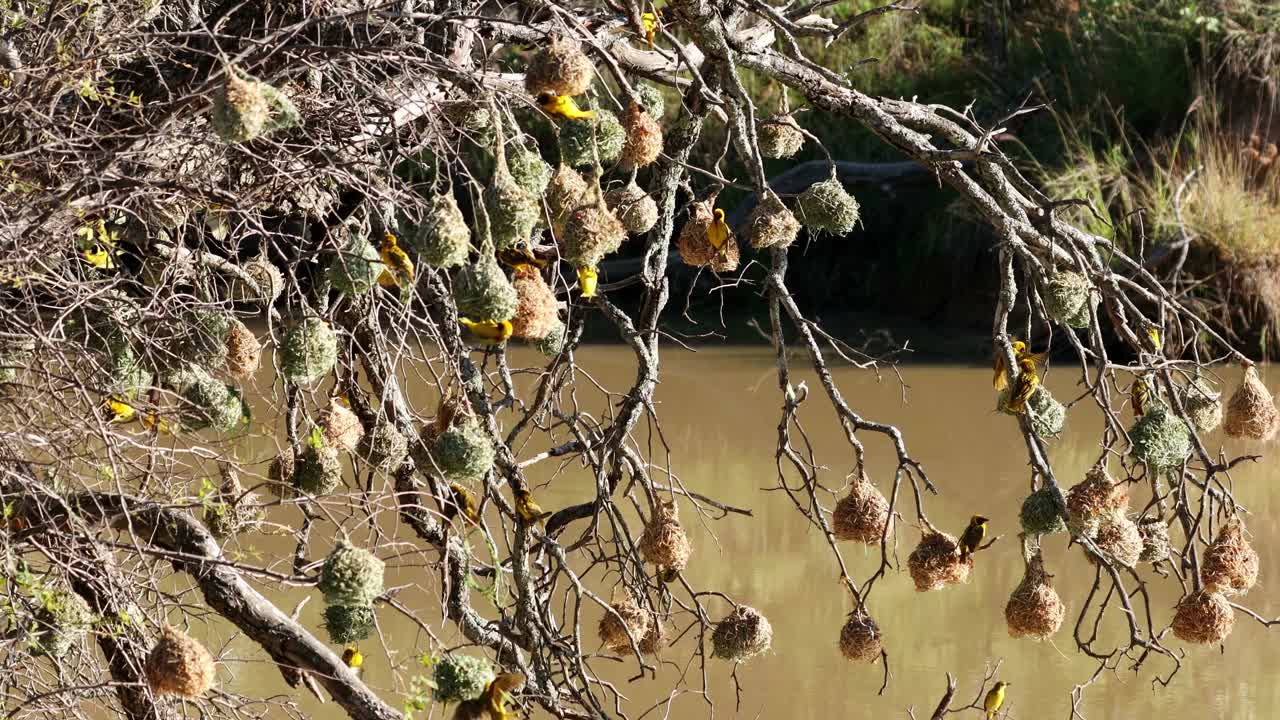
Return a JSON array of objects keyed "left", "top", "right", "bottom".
[
  {"left": 1182, "top": 377, "right": 1223, "bottom": 433},
  {"left": 605, "top": 181, "right": 659, "bottom": 235},
  {"left": 173, "top": 310, "right": 231, "bottom": 370},
  {"left": 33, "top": 590, "right": 93, "bottom": 658},
  {"left": 171, "top": 364, "right": 248, "bottom": 433},
  {"left": 635, "top": 83, "right": 665, "bottom": 119},
  {"left": 1224, "top": 365, "right": 1279, "bottom": 440},
  {"left": 562, "top": 196, "right": 627, "bottom": 268},
  {"left": 202, "top": 465, "right": 263, "bottom": 539},
  {"left": 639, "top": 500, "right": 692, "bottom": 575},
  {"left": 319, "top": 541, "right": 385, "bottom": 606},
  {"left": 322, "top": 603, "right": 376, "bottom": 645},
  {"left": 598, "top": 598, "right": 651, "bottom": 654},
  {"left": 211, "top": 69, "right": 269, "bottom": 143},
  {"left": 639, "top": 614, "right": 668, "bottom": 654},
  {"left": 838, "top": 610, "right": 882, "bottom": 663},
  {"left": 1201, "top": 520, "right": 1259, "bottom": 596},
  {"left": 711, "top": 605, "right": 773, "bottom": 662},
  {"left": 546, "top": 163, "right": 589, "bottom": 231},
  {"left": 559, "top": 109, "right": 626, "bottom": 168},
  {"left": 279, "top": 318, "right": 338, "bottom": 385},
  {"left": 997, "top": 384, "right": 1067, "bottom": 437},
  {"left": 620, "top": 102, "right": 663, "bottom": 169},
  {"left": 428, "top": 407, "right": 496, "bottom": 481},
  {"left": 433, "top": 655, "right": 497, "bottom": 703},
  {"left": 293, "top": 442, "right": 343, "bottom": 496},
  {"left": 1065, "top": 464, "right": 1128, "bottom": 537},
  {"left": 507, "top": 141, "right": 553, "bottom": 197},
  {"left": 1091, "top": 516, "right": 1143, "bottom": 568},
  {"left": 320, "top": 399, "right": 365, "bottom": 452},
  {"left": 535, "top": 319, "right": 568, "bottom": 358},
  {"left": 746, "top": 191, "right": 800, "bottom": 250},
  {"left": 511, "top": 266, "right": 561, "bottom": 340},
  {"left": 357, "top": 420, "right": 408, "bottom": 471},
  {"left": 487, "top": 148, "right": 540, "bottom": 251},
  {"left": 1171, "top": 590, "right": 1234, "bottom": 645},
  {"left": 1129, "top": 401, "right": 1192, "bottom": 469},
  {"left": 455, "top": 256, "right": 519, "bottom": 322},
  {"left": 224, "top": 319, "right": 261, "bottom": 381},
  {"left": 1004, "top": 551, "right": 1065, "bottom": 640},
  {"left": 524, "top": 35, "right": 595, "bottom": 97},
  {"left": 328, "top": 229, "right": 385, "bottom": 296},
  {"left": 144, "top": 625, "right": 217, "bottom": 699},
  {"left": 413, "top": 192, "right": 471, "bottom": 269},
  {"left": 907, "top": 529, "right": 972, "bottom": 592},
  {"left": 267, "top": 451, "right": 295, "bottom": 495},
  {"left": 234, "top": 257, "right": 285, "bottom": 306},
  {"left": 676, "top": 200, "right": 739, "bottom": 272},
  {"left": 758, "top": 114, "right": 804, "bottom": 159},
  {"left": 1043, "top": 270, "right": 1093, "bottom": 328},
  {"left": 796, "top": 177, "right": 860, "bottom": 236},
  {"left": 832, "top": 473, "right": 893, "bottom": 544},
  {"left": 1138, "top": 518, "right": 1172, "bottom": 563},
  {"left": 1019, "top": 487, "right": 1066, "bottom": 535}
]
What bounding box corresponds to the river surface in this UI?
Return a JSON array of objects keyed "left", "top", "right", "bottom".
[{"left": 208, "top": 347, "right": 1279, "bottom": 719}]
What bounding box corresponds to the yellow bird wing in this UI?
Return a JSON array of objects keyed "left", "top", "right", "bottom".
[{"left": 992, "top": 351, "right": 1007, "bottom": 391}]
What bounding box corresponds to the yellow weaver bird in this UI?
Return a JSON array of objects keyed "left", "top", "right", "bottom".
[
  {"left": 1147, "top": 324, "right": 1163, "bottom": 351},
  {"left": 342, "top": 646, "right": 363, "bottom": 674},
  {"left": 708, "top": 208, "right": 731, "bottom": 259},
  {"left": 460, "top": 317, "right": 513, "bottom": 345},
  {"left": 992, "top": 340, "right": 1048, "bottom": 391},
  {"left": 1131, "top": 375, "right": 1152, "bottom": 417},
  {"left": 514, "top": 488, "right": 552, "bottom": 525},
  {"left": 538, "top": 93, "right": 594, "bottom": 121},
  {"left": 497, "top": 245, "right": 548, "bottom": 271},
  {"left": 958, "top": 515, "right": 988, "bottom": 561},
  {"left": 640, "top": 9, "right": 663, "bottom": 47},
  {"left": 577, "top": 266, "right": 599, "bottom": 298},
  {"left": 447, "top": 482, "right": 481, "bottom": 526},
  {"left": 76, "top": 218, "right": 119, "bottom": 270},
  {"left": 1003, "top": 357, "right": 1040, "bottom": 414},
  {"left": 984, "top": 680, "right": 1009, "bottom": 719},
  {"left": 452, "top": 672, "right": 526, "bottom": 720},
  {"left": 378, "top": 232, "right": 415, "bottom": 288},
  {"left": 103, "top": 396, "right": 137, "bottom": 424}
]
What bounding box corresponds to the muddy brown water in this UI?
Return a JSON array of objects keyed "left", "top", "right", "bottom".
[{"left": 193, "top": 348, "right": 1278, "bottom": 719}]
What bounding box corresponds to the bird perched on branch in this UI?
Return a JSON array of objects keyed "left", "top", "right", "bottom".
[
  {"left": 538, "top": 93, "right": 593, "bottom": 121},
  {"left": 958, "top": 515, "right": 988, "bottom": 561},
  {"left": 992, "top": 339, "right": 1046, "bottom": 391},
  {"left": 342, "top": 646, "right": 363, "bottom": 676},
  {"left": 984, "top": 680, "right": 1008, "bottom": 719},
  {"left": 452, "top": 672, "right": 526, "bottom": 720},
  {"left": 1131, "top": 375, "right": 1152, "bottom": 417},
  {"left": 514, "top": 488, "right": 552, "bottom": 525},
  {"left": 1003, "top": 357, "right": 1040, "bottom": 413},
  {"left": 447, "top": 482, "right": 481, "bottom": 526},
  {"left": 378, "top": 232, "right": 415, "bottom": 288},
  {"left": 640, "top": 9, "right": 663, "bottom": 47},
  {"left": 102, "top": 396, "right": 171, "bottom": 434},
  {"left": 460, "top": 318, "right": 513, "bottom": 345},
  {"left": 577, "top": 265, "right": 598, "bottom": 299},
  {"left": 708, "top": 208, "right": 730, "bottom": 259}
]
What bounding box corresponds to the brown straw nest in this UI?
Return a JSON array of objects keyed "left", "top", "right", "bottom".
[
  {"left": 838, "top": 610, "right": 882, "bottom": 663},
  {"left": 1200, "top": 520, "right": 1259, "bottom": 595},
  {"left": 639, "top": 615, "right": 668, "bottom": 654},
  {"left": 145, "top": 625, "right": 217, "bottom": 698},
  {"left": 676, "top": 200, "right": 739, "bottom": 272},
  {"left": 524, "top": 35, "right": 595, "bottom": 97},
  {"left": 605, "top": 181, "right": 659, "bottom": 235},
  {"left": 907, "top": 529, "right": 972, "bottom": 592},
  {"left": 1091, "top": 516, "right": 1143, "bottom": 568},
  {"left": 1065, "top": 464, "right": 1129, "bottom": 537},
  {"left": 224, "top": 319, "right": 261, "bottom": 380},
  {"left": 639, "top": 500, "right": 692, "bottom": 575},
  {"left": 511, "top": 266, "right": 561, "bottom": 340},
  {"left": 562, "top": 196, "right": 627, "bottom": 268},
  {"left": 1224, "top": 365, "right": 1279, "bottom": 440},
  {"left": 1004, "top": 551, "right": 1066, "bottom": 640},
  {"left": 1138, "top": 518, "right": 1172, "bottom": 563},
  {"left": 711, "top": 605, "right": 773, "bottom": 662},
  {"left": 1171, "top": 590, "right": 1235, "bottom": 645},
  {"left": 746, "top": 192, "right": 800, "bottom": 250},
  {"left": 832, "top": 473, "right": 893, "bottom": 544},
  {"left": 598, "top": 598, "right": 651, "bottom": 654},
  {"left": 758, "top": 114, "right": 805, "bottom": 159},
  {"left": 620, "top": 103, "right": 663, "bottom": 169},
  {"left": 546, "top": 163, "right": 589, "bottom": 234},
  {"left": 319, "top": 399, "right": 365, "bottom": 452}
]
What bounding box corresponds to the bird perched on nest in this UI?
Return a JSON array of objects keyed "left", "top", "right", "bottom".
[
  {"left": 497, "top": 244, "right": 548, "bottom": 271},
  {"left": 958, "top": 515, "right": 989, "bottom": 561},
  {"left": 984, "top": 680, "right": 1009, "bottom": 719},
  {"left": 1131, "top": 375, "right": 1152, "bottom": 417},
  {"left": 452, "top": 672, "right": 526, "bottom": 720},
  {"left": 707, "top": 208, "right": 731, "bottom": 259},
  {"left": 1003, "top": 357, "right": 1040, "bottom": 413},
  {"left": 538, "top": 93, "right": 593, "bottom": 121},
  {"left": 992, "top": 339, "right": 1047, "bottom": 391},
  {"left": 514, "top": 488, "right": 552, "bottom": 525},
  {"left": 447, "top": 482, "right": 482, "bottom": 526},
  {"left": 378, "top": 232, "right": 415, "bottom": 288},
  {"left": 576, "top": 266, "right": 598, "bottom": 299},
  {"left": 460, "top": 318, "right": 513, "bottom": 345}
]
